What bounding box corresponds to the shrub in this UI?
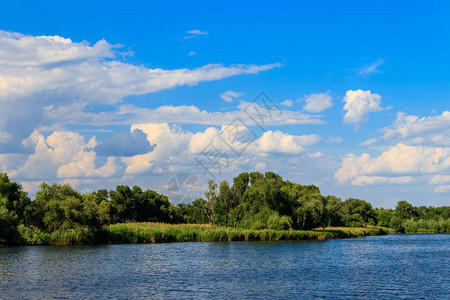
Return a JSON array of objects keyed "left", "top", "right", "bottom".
[{"left": 267, "top": 215, "right": 293, "bottom": 230}]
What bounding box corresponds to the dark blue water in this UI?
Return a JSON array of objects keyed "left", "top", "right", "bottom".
[{"left": 1, "top": 234, "right": 449, "bottom": 299}]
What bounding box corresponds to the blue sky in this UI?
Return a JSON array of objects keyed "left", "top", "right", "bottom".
[{"left": 0, "top": 1, "right": 449, "bottom": 207}]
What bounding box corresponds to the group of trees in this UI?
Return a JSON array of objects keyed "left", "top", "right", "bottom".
[
  {"left": 375, "top": 200, "right": 450, "bottom": 233},
  {"left": 0, "top": 173, "right": 177, "bottom": 244},
  {"left": 178, "top": 172, "right": 379, "bottom": 230},
  {"left": 1, "top": 171, "right": 449, "bottom": 244},
  {"left": 178, "top": 172, "right": 449, "bottom": 233}
]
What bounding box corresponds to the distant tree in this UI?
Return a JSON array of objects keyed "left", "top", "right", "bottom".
[
  {"left": 177, "top": 200, "right": 209, "bottom": 224},
  {"left": 0, "top": 173, "right": 31, "bottom": 222},
  {"left": 231, "top": 172, "right": 250, "bottom": 228},
  {"left": 202, "top": 180, "right": 218, "bottom": 225},
  {"left": 109, "top": 185, "right": 135, "bottom": 223},
  {"left": 395, "top": 200, "right": 416, "bottom": 220},
  {"left": 0, "top": 205, "right": 20, "bottom": 244},
  {"left": 389, "top": 216, "right": 405, "bottom": 233},
  {"left": 217, "top": 180, "right": 235, "bottom": 228},
  {"left": 341, "top": 198, "right": 375, "bottom": 227},
  {"left": 374, "top": 207, "right": 394, "bottom": 227},
  {"left": 294, "top": 194, "right": 324, "bottom": 229},
  {"left": 324, "top": 195, "right": 343, "bottom": 227}
]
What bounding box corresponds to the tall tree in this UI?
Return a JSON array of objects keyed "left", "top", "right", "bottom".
[{"left": 202, "top": 180, "right": 218, "bottom": 225}]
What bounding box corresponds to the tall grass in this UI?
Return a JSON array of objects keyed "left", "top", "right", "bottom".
[
  {"left": 15, "top": 222, "right": 388, "bottom": 245},
  {"left": 106, "top": 222, "right": 388, "bottom": 244}
]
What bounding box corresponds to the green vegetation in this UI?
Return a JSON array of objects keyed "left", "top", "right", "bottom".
[
  {"left": 106, "top": 223, "right": 388, "bottom": 243},
  {"left": 0, "top": 171, "right": 448, "bottom": 245}
]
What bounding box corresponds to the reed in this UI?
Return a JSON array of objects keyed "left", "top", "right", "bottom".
[{"left": 106, "top": 222, "right": 389, "bottom": 244}]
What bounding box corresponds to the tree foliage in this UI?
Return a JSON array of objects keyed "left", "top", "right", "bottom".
[{"left": 0, "top": 171, "right": 448, "bottom": 245}]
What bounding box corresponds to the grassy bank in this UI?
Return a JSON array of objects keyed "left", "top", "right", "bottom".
[
  {"left": 106, "top": 223, "right": 389, "bottom": 244},
  {"left": 9, "top": 223, "right": 389, "bottom": 245}
]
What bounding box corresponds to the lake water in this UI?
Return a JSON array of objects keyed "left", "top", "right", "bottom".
[{"left": 1, "top": 234, "right": 449, "bottom": 299}]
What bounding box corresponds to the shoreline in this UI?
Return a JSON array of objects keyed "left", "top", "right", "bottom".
[{"left": 7, "top": 223, "right": 390, "bottom": 246}]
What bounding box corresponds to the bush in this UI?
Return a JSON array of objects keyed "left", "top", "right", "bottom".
[
  {"left": 389, "top": 216, "right": 405, "bottom": 233},
  {"left": 267, "top": 215, "right": 293, "bottom": 230}
]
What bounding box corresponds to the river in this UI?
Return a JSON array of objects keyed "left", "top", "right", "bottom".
[{"left": 1, "top": 234, "right": 449, "bottom": 299}]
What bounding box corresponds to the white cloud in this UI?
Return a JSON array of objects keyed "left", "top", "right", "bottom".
[
  {"left": 254, "top": 131, "right": 320, "bottom": 154},
  {"left": 17, "top": 131, "right": 121, "bottom": 180},
  {"left": 429, "top": 175, "right": 450, "bottom": 185},
  {"left": 110, "top": 102, "right": 326, "bottom": 127},
  {"left": 343, "top": 89, "right": 386, "bottom": 127},
  {"left": 383, "top": 111, "right": 450, "bottom": 147},
  {"left": 186, "top": 30, "right": 208, "bottom": 35},
  {"left": 0, "top": 31, "right": 280, "bottom": 103},
  {"left": 302, "top": 93, "right": 332, "bottom": 113},
  {"left": 357, "top": 58, "right": 385, "bottom": 77},
  {"left": 434, "top": 185, "right": 450, "bottom": 194},
  {"left": 280, "top": 99, "right": 293, "bottom": 107},
  {"left": 0, "top": 30, "right": 281, "bottom": 152},
  {"left": 188, "top": 51, "right": 197, "bottom": 56},
  {"left": 359, "top": 138, "right": 377, "bottom": 146},
  {"left": 350, "top": 175, "right": 414, "bottom": 186},
  {"left": 220, "top": 90, "right": 243, "bottom": 102},
  {"left": 308, "top": 152, "right": 324, "bottom": 159},
  {"left": 0, "top": 31, "right": 114, "bottom": 67},
  {"left": 115, "top": 123, "right": 323, "bottom": 176},
  {"left": 326, "top": 136, "right": 343, "bottom": 143},
  {"left": 183, "top": 30, "right": 208, "bottom": 40},
  {"left": 188, "top": 127, "right": 220, "bottom": 153},
  {"left": 335, "top": 143, "right": 450, "bottom": 187},
  {"left": 123, "top": 123, "right": 193, "bottom": 174}
]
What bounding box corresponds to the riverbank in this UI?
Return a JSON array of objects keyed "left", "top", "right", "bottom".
[
  {"left": 105, "top": 223, "right": 389, "bottom": 244},
  {"left": 10, "top": 223, "right": 390, "bottom": 245}
]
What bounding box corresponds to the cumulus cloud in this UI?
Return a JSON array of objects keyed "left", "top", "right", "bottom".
[
  {"left": 16, "top": 131, "right": 121, "bottom": 180},
  {"left": 280, "top": 99, "right": 293, "bottom": 107},
  {"left": 302, "top": 93, "right": 332, "bottom": 113},
  {"left": 94, "top": 129, "right": 154, "bottom": 157},
  {"left": 0, "top": 30, "right": 281, "bottom": 154},
  {"left": 335, "top": 143, "right": 450, "bottom": 187},
  {"left": 122, "top": 123, "right": 193, "bottom": 174},
  {"left": 254, "top": 131, "right": 320, "bottom": 154},
  {"left": 116, "top": 123, "right": 322, "bottom": 175},
  {"left": 343, "top": 89, "right": 386, "bottom": 127},
  {"left": 383, "top": 111, "right": 450, "bottom": 147},
  {"left": 0, "top": 31, "right": 114, "bottom": 67},
  {"left": 220, "top": 90, "right": 243, "bottom": 102}
]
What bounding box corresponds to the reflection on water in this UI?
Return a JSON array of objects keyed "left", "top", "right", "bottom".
[{"left": 1, "top": 234, "right": 449, "bottom": 299}]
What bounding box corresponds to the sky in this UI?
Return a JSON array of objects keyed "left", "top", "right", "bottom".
[{"left": 0, "top": 0, "right": 449, "bottom": 208}]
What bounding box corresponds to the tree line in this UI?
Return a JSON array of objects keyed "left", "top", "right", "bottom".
[{"left": 1, "top": 172, "right": 449, "bottom": 244}]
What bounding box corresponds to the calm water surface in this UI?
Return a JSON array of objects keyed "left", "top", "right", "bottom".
[{"left": 1, "top": 234, "right": 449, "bottom": 299}]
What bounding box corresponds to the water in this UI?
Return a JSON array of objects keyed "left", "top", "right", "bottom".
[{"left": 1, "top": 234, "right": 449, "bottom": 299}]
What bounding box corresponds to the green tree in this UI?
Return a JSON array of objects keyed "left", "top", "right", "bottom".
[
  {"left": 395, "top": 200, "right": 415, "bottom": 220},
  {"left": 294, "top": 194, "right": 325, "bottom": 229},
  {"left": 341, "top": 198, "right": 375, "bottom": 227},
  {"left": 0, "top": 173, "right": 31, "bottom": 222},
  {"left": 324, "top": 195, "right": 343, "bottom": 227},
  {"left": 202, "top": 180, "right": 218, "bottom": 225},
  {"left": 217, "top": 180, "right": 235, "bottom": 228}
]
